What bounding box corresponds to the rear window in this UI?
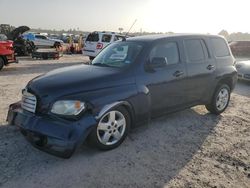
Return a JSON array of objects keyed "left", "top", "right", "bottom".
[
  {"left": 86, "top": 33, "right": 99, "bottom": 42},
  {"left": 211, "top": 37, "right": 230, "bottom": 57},
  {"left": 185, "top": 39, "right": 205, "bottom": 62}
]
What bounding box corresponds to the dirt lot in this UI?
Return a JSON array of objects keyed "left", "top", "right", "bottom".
[{"left": 0, "top": 55, "right": 249, "bottom": 188}]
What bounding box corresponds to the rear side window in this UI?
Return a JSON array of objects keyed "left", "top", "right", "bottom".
[
  {"left": 102, "top": 34, "right": 112, "bottom": 42},
  {"left": 211, "top": 38, "right": 230, "bottom": 57},
  {"left": 114, "top": 35, "right": 125, "bottom": 41},
  {"left": 185, "top": 39, "right": 206, "bottom": 62},
  {"left": 36, "top": 35, "right": 47, "bottom": 39},
  {"left": 86, "top": 33, "right": 99, "bottom": 42},
  {"left": 149, "top": 42, "right": 179, "bottom": 65}
]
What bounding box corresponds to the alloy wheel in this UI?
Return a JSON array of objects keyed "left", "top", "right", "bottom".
[
  {"left": 216, "top": 88, "right": 229, "bottom": 111},
  {"left": 97, "top": 110, "right": 126, "bottom": 145}
]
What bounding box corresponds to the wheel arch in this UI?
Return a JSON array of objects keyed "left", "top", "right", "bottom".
[
  {"left": 217, "top": 76, "right": 235, "bottom": 91},
  {"left": 95, "top": 101, "right": 136, "bottom": 128}
]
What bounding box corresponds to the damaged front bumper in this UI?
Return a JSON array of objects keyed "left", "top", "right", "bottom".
[{"left": 7, "top": 102, "right": 97, "bottom": 158}]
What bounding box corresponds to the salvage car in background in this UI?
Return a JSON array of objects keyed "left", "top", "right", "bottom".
[
  {"left": 83, "top": 31, "right": 125, "bottom": 60},
  {"left": 8, "top": 26, "right": 36, "bottom": 56},
  {"left": 229, "top": 41, "right": 250, "bottom": 57},
  {"left": 235, "top": 60, "right": 250, "bottom": 81},
  {"left": 0, "top": 34, "right": 17, "bottom": 71},
  {"left": 7, "top": 34, "right": 237, "bottom": 158},
  {"left": 23, "top": 33, "right": 63, "bottom": 48}
]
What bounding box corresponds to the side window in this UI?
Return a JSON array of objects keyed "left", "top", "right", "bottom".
[
  {"left": 185, "top": 39, "right": 205, "bottom": 62},
  {"left": 149, "top": 42, "right": 179, "bottom": 65},
  {"left": 211, "top": 37, "right": 230, "bottom": 57},
  {"left": 102, "top": 34, "right": 112, "bottom": 43},
  {"left": 114, "top": 35, "right": 125, "bottom": 41},
  {"left": 36, "top": 35, "right": 46, "bottom": 40}
]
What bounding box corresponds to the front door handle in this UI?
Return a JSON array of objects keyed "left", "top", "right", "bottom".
[
  {"left": 173, "top": 71, "right": 184, "bottom": 77},
  {"left": 207, "top": 64, "right": 215, "bottom": 70}
]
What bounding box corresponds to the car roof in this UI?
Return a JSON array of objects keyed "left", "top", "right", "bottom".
[
  {"left": 89, "top": 31, "right": 124, "bottom": 36},
  {"left": 127, "top": 33, "right": 223, "bottom": 42}
]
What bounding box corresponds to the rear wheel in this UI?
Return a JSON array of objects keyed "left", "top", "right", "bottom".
[
  {"left": 205, "top": 84, "right": 231, "bottom": 114},
  {"left": 0, "top": 57, "right": 4, "bottom": 71},
  {"left": 88, "top": 106, "right": 130, "bottom": 150}
]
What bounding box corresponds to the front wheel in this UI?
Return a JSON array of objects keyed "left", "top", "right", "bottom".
[
  {"left": 88, "top": 106, "right": 130, "bottom": 150},
  {"left": 205, "top": 84, "right": 231, "bottom": 114}
]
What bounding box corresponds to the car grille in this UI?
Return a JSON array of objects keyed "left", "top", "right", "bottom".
[{"left": 21, "top": 90, "right": 37, "bottom": 113}]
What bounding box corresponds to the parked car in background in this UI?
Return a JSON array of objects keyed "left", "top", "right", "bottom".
[
  {"left": 229, "top": 41, "right": 250, "bottom": 57},
  {"left": 235, "top": 60, "right": 250, "bottom": 81},
  {"left": 0, "top": 34, "right": 17, "bottom": 71},
  {"left": 23, "top": 33, "right": 63, "bottom": 48},
  {"left": 7, "top": 34, "right": 237, "bottom": 158},
  {"left": 83, "top": 31, "right": 125, "bottom": 60}
]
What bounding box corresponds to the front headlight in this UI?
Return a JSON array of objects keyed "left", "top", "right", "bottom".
[{"left": 51, "top": 100, "right": 86, "bottom": 116}]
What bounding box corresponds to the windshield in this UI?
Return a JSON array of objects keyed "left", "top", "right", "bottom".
[{"left": 92, "top": 41, "right": 143, "bottom": 68}]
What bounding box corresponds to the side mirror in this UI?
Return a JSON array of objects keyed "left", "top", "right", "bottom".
[{"left": 149, "top": 57, "right": 168, "bottom": 68}]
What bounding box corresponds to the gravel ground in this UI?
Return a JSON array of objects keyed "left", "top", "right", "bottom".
[{"left": 0, "top": 55, "right": 249, "bottom": 188}]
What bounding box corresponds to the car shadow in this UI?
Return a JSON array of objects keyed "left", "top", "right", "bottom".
[
  {"left": 233, "top": 81, "right": 250, "bottom": 98},
  {"left": 0, "top": 107, "right": 220, "bottom": 187}
]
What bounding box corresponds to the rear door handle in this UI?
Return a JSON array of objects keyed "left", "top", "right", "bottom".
[
  {"left": 207, "top": 64, "right": 215, "bottom": 70},
  {"left": 173, "top": 71, "right": 184, "bottom": 77}
]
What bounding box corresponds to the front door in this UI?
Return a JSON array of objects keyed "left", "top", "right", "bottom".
[{"left": 137, "top": 40, "right": 188, "bottom": 117}]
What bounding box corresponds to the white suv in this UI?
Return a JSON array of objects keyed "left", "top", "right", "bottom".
[{"left": 83, "top": 31, "right": 125, "bottom": 59}]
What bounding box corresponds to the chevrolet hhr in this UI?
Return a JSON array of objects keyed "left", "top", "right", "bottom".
[{"left": 7, "top": 34, "right": 237, "bottom": 158}]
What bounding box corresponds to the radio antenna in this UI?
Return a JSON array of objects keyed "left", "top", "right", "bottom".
[{"left": 125, "top": 19, "right": 137, "bottom": 37}]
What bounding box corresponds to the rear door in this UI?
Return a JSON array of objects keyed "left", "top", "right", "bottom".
[
  {"left": 35, "top": 35, "right": 52, "bottom": 46},
  {"left": 184, "top": 37, "right": 216, "bottom": 104}
]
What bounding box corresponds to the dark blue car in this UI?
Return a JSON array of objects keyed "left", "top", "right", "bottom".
[{"left": 7, "top": 34, "right": 237, "bottom": 158}]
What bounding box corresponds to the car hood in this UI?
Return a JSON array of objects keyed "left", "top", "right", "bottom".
[
  {"left": 27, "top": 64, "right": 134, "bottom": 99},
  {"left": 8, "top": 26, "right": 30, "bottom": 40}
]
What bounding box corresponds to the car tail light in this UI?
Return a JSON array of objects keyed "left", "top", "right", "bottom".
[{"left": 96, "top": 43, "right": 103, "bottom": 49}]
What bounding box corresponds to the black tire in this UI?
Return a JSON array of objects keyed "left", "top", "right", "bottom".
[
  {"left": 88, "top": 106, "right": 131, "bottom": 150},
  {"left": 205, "top": 84, "right": 231, "bottom": 115},
  {"left": 0, "top": 57, "right": 4, "bottom": 71}
]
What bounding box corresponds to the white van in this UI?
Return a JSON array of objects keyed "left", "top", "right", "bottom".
[{"left": 83, "top": 31, "right": 125, "bottom": 60}]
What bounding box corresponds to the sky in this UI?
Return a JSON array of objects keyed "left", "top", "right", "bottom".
[{"left": 0, "top": 0, "right": 250, "bottom": 34}]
